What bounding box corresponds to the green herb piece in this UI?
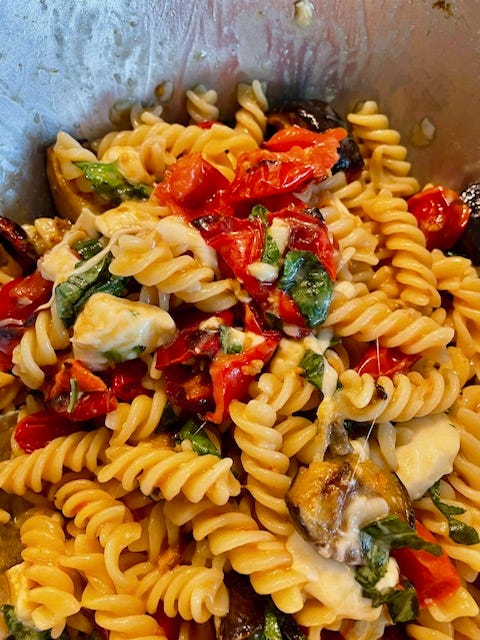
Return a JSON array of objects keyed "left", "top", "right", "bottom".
[
  {"left": 220, "top": 325, "right": 243, "bottom": 354},
  {"left": 428, "top": 481, "right": 480, "bottom": 545},
  {"left": 247, "top": 601, "right": 307, "bottom": 640},
  {"left": 176, "top": 419, "right": 220, "bottom": 457},
  {"left": 74, "top": 161, "right": 152, "bottom": 205},
  {"left": 1, "top": 604, "right": 69, "bottom": 640},
  {"left": 299, "top": 349, "right": 325, "bottom": 391},
  {"left": 262, "top": 233, "right": 281, "bottom": 266},
  {"left": 67, "top": 378, "right": 79, "bottom": 413},
  {"left": 55, "top": 252, "right": 128, "bottom": 326},
  {"left": 102, "top": 345, "right": 146, "bottom": 364},
  {"left": 249, "top": 204, "right": 269, "bottom": 224},
  {"left": 72, "top": 236, "right": 105, "bottom": 260},
  {"left": 277, "top": 250, "right": 334, "bottom": 328},
  {"left": 355, "top": 515, "right": 442, "bottom": 623}
]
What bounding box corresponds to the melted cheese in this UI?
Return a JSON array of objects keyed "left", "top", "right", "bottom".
[
  {"left": 286, "top": 531, "right": 382, "bottom": 622},
  {"left": 394, "top": 414, "right": 460, "bottom": 500},
  {"left": 72, "top": 292, "right": 175, "bottom": 370},
  {"left": 38, "top": 243, "right": 80, "bottom": 283}
]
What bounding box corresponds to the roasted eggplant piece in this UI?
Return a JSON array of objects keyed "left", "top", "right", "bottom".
[
  {"left": 46, "top": 146, "right": 107, "bottom": 222},
  {"left": 454, "top": 182, "right": 480, "bottom": 265},
  {"left": 0, "top": 217, "right": 38, "bottom": 274},
  {"left": 219, "top": 572, "right": 306, "bottom": 640},
  {"left": 286, "top": 454, "right": 414, "bottom": 565},
  {"left": 266, "top": 99, "right": 364, "bottom": 180}
]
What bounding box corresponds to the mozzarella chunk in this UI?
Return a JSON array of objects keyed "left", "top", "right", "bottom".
[
  {"left": 394, "top": 414, "right": 460, "bottom": 500},
  {"left": 286, "top": 531, "right": 382, "bottom": 621},
  {"left": 72, "top": 292, "right": 175, "bottom": 370},
  {"left": 39, "top": 243, "right": 80, "bottom": 283},
  {"left": 247, "top": 261, "right": 279, "bottom": 282}
]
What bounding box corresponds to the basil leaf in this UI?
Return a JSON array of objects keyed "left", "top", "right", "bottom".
[
  {"left": 299, "top": 349, "right": 325, "bottom": 390},
  {"left": 249, "top": 204, "right": 269, "bottom": 224},
  {"left": 262, "top": 233, "right": 281, "bottom": 266},
  {"left": 67, "top": 378, "right": 79, "bottom": 413},
  {"left": 428, "top": 481, "right": 480, "bottom": 545},
  {"left": 263, "top": 609, "right": 282, "bottom": 640},
  {"left": 1, "top": 604, "right": 69, "bottom": 640},
  {"left": 72, "top": 236, "right": 105, "bottom": 260},
  {"left": 176, "top": 419, "right": 220, "bottom": 457},
  {"left": 220, "top": 325, "right": 243, "bottom": 354},
  {"left": 360, "top": 515, "right": 442, "bottom": 556},
  {"left": 74, "top": 160, "right": 152, "bottom": 205},
  {"left": 356, "top": 515, "right": 441, "bottom": 623},
  {"left": 278, "top": 250, "right": 334, "bottom": 328},
  {"left": 55, "top": 252, "right": 128, "bottom": 326}
]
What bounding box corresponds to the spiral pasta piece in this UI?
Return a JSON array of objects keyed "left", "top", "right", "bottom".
[
  {"left": 234, "top": 80, "right": 269, "bottom": 145},
  {"left": 361, "top": 189, "right": 440, "bottom": 308},
  {"left": 17, "top": 511, "right": 81, "bottom": 638},
  {"left": 186, "top": 84, "right": 220, "bottom": 124},
  {"left": 11, "top": 307, "right": 71, "bottom": 390},
  {"left": 230, "top": 398, "right": 293, "bottom": 536},
  {"left": 97, "top": 437, "right": 240, "bottom": 505},
  {"left": 105, "top": 391, "right": 168, "bottom": 446},
  {"left": 136, "top": 563, "right": 229, "bottom": 623},
  {"left": 52, "top": 478, "right": 135, "bottom": 545},
  {"left": 108, "top": 223, "right": 237, "bottom": 312},
  {"left": 348, "top": 100, "right": 419, "bottom": 197},
  {"left": 335, "top": 364, "right": 460, "bottom": 423},
  {"left": 323, "top": 282, "right": 454, "bottom": 353},
  {"left": 0, "top": 428, "right": 110, "bottom": 494}
]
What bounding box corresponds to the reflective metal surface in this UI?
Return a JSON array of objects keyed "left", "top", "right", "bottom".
[{"left": 1, "top": 0, "right": 479, "bottom": 222}]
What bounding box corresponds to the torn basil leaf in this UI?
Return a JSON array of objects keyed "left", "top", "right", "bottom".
[
  {"left": 220, "top": 325, "right": 243, "bottom": 354},
  {"left": 428, "top": 481, "right": 480, "bottom": 545},
  {"left": 278, "top": 250, "right": 334, "bottom": 327},
  {"left": 1, "top": 604, "right": 69, "bottom": 640},
  {"left": 55, "top": 252, "right": 129, "bottom": 326},
  {"left": 249, "top": 204, "right": 269, "bottom": 224},
  {"left": 72, "top": 236, "right": 105, "bottom": 260},
  {"left": 355, "top": 515, "right": 441, "bottom": 623},
  {"left": 299, "top": 349, "right": 325, "bottom": 390},
  {"left": 176, "top": 419, "right": 220, "bottom": 457},
  {"left": 74, "top": 160, "right": 152, "bottom": 205},
  {"left": 262, "top": 233, "right": 281, "bottom": 266}
]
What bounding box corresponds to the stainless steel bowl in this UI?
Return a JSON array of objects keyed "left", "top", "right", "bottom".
[{"left": 1, "top": 0, "right": 479, "bottom": 222}]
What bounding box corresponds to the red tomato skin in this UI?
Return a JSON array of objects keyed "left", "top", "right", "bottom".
[
  {"left": 392, "top": 521, "right": 461, "bottom": 608},
  {"left": 152, "top": 152, "right": 229, "bottom": 219},
  {"left": 354, "top": 346, "right": 420, "bottom": 379},
  {"left": 108, "top": 358, "right": 150, "bottom": 402},
  {"left": 407, "top": 186, "right": 470, "bottom": 251},
  {"left": 0, "top": 270, "right": 52, "bottom": 322},
  {"left": 270, "top": 207, "right": 336, "bottom": 281},
  {"left": 205, "top": 332, "right": 280, "bottom": 424},
  {"left": 51, "top": 391, "right": 118, "bottom": 422},
  {"left": 262, "top": 124, "right": 334, "bottom": 151},
  {"left": 13, "top": 409, "right": 81, "bottom": 453}
]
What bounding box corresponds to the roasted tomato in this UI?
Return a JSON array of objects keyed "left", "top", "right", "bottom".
[{"left": 407, "top": 186, "right": 470, "bottom": 251}]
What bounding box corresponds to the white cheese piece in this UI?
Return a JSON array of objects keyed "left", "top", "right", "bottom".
[
  {"left": 321, "top": 359, "right": 338, "bottom": 399},
  {"left": 286, "top": 531, "right": 382, "bottom": 621},
  {"left": 39, "top": 243, "right": 80, "bottom": 283},
  {"left": 268, "top": 217, "right": 290, "bottom": 254},
  {"left": 394, "top": 414, "right": 460, "bottom": 500},
  {"left": 247, "top": 261, "right": 279, "bottom": 282},
  {"left": 72, "top": 292, "right": 175, "bottom": 370},
  {"left": 376, "top": 557, "right": 400, "bottom": 591},
  {"left": 337, "top": 495, "right": 390, "bottom": 562}
]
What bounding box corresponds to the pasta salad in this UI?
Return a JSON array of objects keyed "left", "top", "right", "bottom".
[{"left": 0, "top": 81, "right": 479, "bottom": 640}]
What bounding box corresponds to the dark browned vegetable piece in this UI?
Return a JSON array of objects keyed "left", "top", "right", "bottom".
[
  {"left": 455, "top": 182, "right": 480, "bottom": 265},
  {"left": 218, "top": 572, "right": 265, "bottom": 640},
  {"left": 266, "top": 99, "right": 364, "bottom": 180},
  {"left": 46, "top": 146, "right": 107, "bottom": 222},
  {"left": 286, "top": 454, "right": 414, "bottom": 565},
  {"left": 0, "top": 216, "right": 38, "bottom": 274}
]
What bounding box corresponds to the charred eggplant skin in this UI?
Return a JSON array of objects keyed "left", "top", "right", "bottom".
[
  {"left": 455, "top": 182, "right": 480, "bottom": 265},
  {"left": 219, "top": 572, "right": 265, "bottom": 640},
  {"left": 266, "top": 99, "right": 364, "bottom": 180},
  {"left": 0, "top": 216, "right": 37, "bottom": 274},
  {"left": 286, "top": 454, "right": 415, "bottom": 565}
]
